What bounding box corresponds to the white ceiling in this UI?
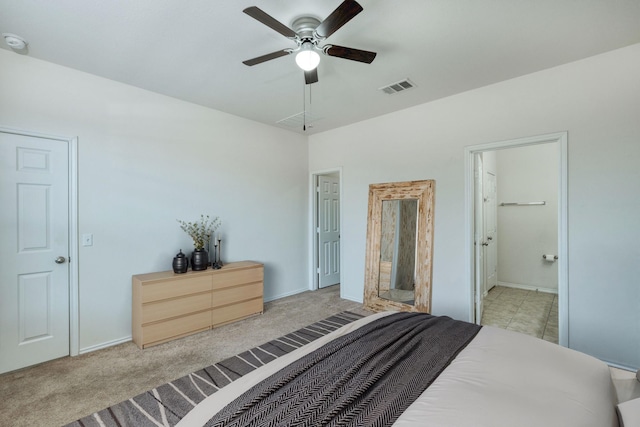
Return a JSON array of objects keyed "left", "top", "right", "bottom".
[{"left": 2, "top": 0, "right": 640, "bottom": 135}]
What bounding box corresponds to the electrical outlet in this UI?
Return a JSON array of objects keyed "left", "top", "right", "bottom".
[{"left": 82, "top": 233, "right": 93, "bottom": 246}]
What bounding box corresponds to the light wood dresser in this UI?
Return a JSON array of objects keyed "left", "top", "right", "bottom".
[{"left": 132, "top": 261, "right": 263, "bottom": 349}]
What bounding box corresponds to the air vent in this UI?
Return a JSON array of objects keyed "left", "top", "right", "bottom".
[
  {"left": 277, "top": 111, "right": 321, "bottom": 128},
  {"left": 379, "top": 78, "right": 416, "bottom": 95}
]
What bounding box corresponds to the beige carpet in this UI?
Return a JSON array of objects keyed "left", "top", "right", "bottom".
[{"left": 0, "top": 285, "right": 371, "bottom": 427}]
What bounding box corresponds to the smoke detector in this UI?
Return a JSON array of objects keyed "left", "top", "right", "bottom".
[{"left": 3, "top": 33, "right": 28, "bottom": 50}]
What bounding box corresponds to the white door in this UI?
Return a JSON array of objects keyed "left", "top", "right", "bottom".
[
  {"left": 318, "top": 175, "right": 340, "bottom": 288},
  {"left": 474, "top": 154, "right": 484, "bottom": 324},
  {"left": 483, "top": 171, "right": 498, "bottom": 294},
  {"left": 0, "top": 131, "right": 70, "bottom": 373}
]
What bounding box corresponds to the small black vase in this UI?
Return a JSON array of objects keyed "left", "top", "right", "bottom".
[
  {"left": 172, "top": 249, "right": 189, "bottom": 274},
  {"left": 191, "top": 249, "right": 209, "bottom": 271}
]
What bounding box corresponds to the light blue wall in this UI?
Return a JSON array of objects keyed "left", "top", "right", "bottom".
[
  {"left": 0, "top": 49, "right": 309, "bottom": 351},
  {"left": 309, "top": 44, "right": 640, "bottom": 369}
]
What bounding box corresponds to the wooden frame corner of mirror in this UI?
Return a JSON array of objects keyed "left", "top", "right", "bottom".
[{"left": 363, "top": 180, "right": 435, "bottom": 314}]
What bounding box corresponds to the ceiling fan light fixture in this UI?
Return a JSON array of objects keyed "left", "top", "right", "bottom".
[
  {"left": 242, "top": 2, "right": 376, "bottom": 83},
  {"left": 295, "top": 42, "right": 320, "bottom": 71}
]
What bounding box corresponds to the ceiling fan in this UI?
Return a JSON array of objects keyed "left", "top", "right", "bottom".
[{"left": 242, "top": 0, "right": 377, "bottom": 85}]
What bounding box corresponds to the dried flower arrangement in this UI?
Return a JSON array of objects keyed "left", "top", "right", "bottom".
[{"left": 177, "top": 214, "right": 221, "bottom": 250}]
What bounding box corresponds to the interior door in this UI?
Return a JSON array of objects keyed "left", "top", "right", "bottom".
[
  {"left": 483, "top": 170, "right": 498, "bottom": 294},
  {"left": 0, "top": 131, "right": 70, "bottom": 374},
  {"left": 474, "top": 154, "right": 484, "bottom": 324},
  {"left": 318, "top": 175, "right": 340, "bottom": 288}
]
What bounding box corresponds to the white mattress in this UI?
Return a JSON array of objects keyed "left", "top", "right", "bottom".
[{"left": 178, "top": 311, "right": 619, "bottom": 427}]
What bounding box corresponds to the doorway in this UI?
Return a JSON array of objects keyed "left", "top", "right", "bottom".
[
  {"left": 465, "top": 132, "right": 568, "bottom": 346},
  {"left": 0, "top": 128, "right": 79, "bottom": 373},
  {"left": 310, "top": 169, "right": 342, "bottom": 292}
]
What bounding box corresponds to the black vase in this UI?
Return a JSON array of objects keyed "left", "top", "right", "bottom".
[
  {"left": 191, "top": 249, "right": 209, "bottom": 271},
  {"left": 172, "top": 249, "right": 189, "bottom": 274}
]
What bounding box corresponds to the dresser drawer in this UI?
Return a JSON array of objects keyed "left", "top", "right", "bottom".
[
  {"left": 142, "top": 311, "right": 211, "bottom": 345},
  {"left": 142, "top": 275, "right": 211, "bottom": 303},
  {"left": 211, "top": 298, "right": 263, "bottom": 326},
  {"left": 212, "top": 282, "right": 263, "bottom": 309},
  {"left": 211, "top": 266, "right": 262, "bottom": 290},
  {"left": 142, "top": 292, "right": 212, "bottom": 324}
]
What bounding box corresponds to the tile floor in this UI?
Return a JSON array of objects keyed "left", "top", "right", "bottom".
[{"left": 481, "top": 285, "right": 558, "bottom": 343}]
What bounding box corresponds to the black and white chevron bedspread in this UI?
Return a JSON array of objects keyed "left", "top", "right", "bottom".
[{"left": 204, "top": 312, "right": 481, "bottom": 427}]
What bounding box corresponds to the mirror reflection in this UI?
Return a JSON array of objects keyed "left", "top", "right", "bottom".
[{"left": 378, "top": 199, "right": 418, "bottom": 305}]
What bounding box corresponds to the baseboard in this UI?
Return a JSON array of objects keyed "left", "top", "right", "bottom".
[
  {"left": 605, "top": 360, "right": 638, "bottom": 372},
  {"left": 498, "top": 281, "right": 558, "bottom": 294},
  {"left": 339, "top": 292, "right": 363, "bottom": 304},
  {"left": 263, "top": 287, "right": 309, "bottom": 303},
  {"left": 79, "top": 336, "right": 132, "bottom": 355}
]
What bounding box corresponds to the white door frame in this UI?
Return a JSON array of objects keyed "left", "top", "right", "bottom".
[
  {"left": 474, "top": 154, "right": 484, "bottom": 324},
  {"left": 0, "top": 126, "right": 80, "bottom": 356},
  {"left": 309, "top": 168, "right": 343, "bottom": 295},
  {"left": 464, "top": 132, "right": 568, "bottom": 347}
]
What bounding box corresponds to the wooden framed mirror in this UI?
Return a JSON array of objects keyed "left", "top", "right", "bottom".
[{"left": 363, "top": 180, "right": 436, "bottom": 313}]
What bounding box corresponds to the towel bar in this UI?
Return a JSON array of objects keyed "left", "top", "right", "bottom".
[{"left": 499, "top": 201, "right": 546, "bottom": 206}]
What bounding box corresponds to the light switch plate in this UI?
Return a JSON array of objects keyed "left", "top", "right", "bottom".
[{"left": 82, "top": 233, "right": 93, "bottom": 246}]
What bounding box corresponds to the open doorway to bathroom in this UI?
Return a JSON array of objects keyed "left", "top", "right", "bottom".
[{"left": 466, "top": 133, "right": 568, "bottom": 346}]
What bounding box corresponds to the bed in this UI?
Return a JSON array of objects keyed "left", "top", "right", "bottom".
[{"left": 176, "top": 311, "right": 622, "bottom": 427}]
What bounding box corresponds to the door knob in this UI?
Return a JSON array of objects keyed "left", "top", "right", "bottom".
[{"left": 55, "top": 256, "right": 67, "bottom": 264}]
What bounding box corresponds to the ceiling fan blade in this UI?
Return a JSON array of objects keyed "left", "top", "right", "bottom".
[
  {"left": 243, "top": 6, "right": 297, "bottom": 39},
  {"left": 315, "top": 0, "right": 363, "bottom": 39},
  {"left": 305, "top": 68, "right": 319, "bottom": 85},
  {"left": 324, "top": 45, "right": 376, "bottom": 63},
  {"left": 243, "top": 49, "right": 291, "bottom": 66}
]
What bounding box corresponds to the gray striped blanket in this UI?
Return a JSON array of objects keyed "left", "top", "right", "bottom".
[{"left": 204, "top": 312, "right": 481, "bottom": 426}]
